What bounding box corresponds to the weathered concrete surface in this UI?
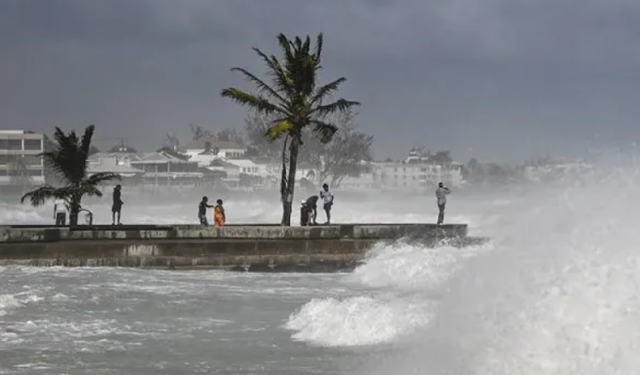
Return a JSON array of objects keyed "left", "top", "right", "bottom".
[{"left": 0, "top": 224, "right": 481, "bottom": 272}]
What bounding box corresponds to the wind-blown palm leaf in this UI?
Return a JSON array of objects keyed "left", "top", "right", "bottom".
[
  {"left": 220, "top": 88, "right": 283, "bottom": 114},
  {"left": 310, "top": 119, "right": 339, "bottom": 144},
  {"left": 312, "top": 99, "right": 360, "bottom": 117},
  {"left": 265, "top": 120, "right": 294, "bottom": 141},
  {"left": 85, "top": 172, "right": 121, "bottom": 186},
  {"left": 78, "top": 125, "right": 95, "bottom": 177},
  {"left": 252, "top": 48, "right": 293, "bottom": 96},
  {"left": 230, "top": 67, "right": 289, "bottom": 108},
  {"left": 78, "top": 183, "right": 104, "bottom": 198},
  {"left": 20, "top": 186, "right": 67, "bottom": 206},
  {"left": 313, "top": 34, "right": 323, "bottom": 64},
  {"left": 309, "top": 77, "right": 346, "bottom": 106}
]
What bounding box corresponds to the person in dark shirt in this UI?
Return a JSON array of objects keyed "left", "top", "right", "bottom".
[
  {"left": 111, "top": 185, "right": 124, "bottom": 225},
  {"left": 304, "top": 195, "right": 319, "bottom": 225},
  {"left": 198, "top": 196, "right": 213, "bottom": 226}
]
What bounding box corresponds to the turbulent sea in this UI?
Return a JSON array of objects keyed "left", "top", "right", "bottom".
[{"left": 1, "top": 157, "right": 639, "bottom": 374}]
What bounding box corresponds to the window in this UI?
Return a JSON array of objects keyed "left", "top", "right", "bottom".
[
  {"left": 23, "top": 156, "right": 41, "bottom": 166},
  {"left": 23, "top": 139, "right": 42, "bottom": 151},
  {"left": 28, "top": 169, "right": 42, "bottom": 176},
  {"left": 0, "top": 139, "right": 7, "bottom": 150},
  {"left": 0, "top": 154, "right": 18, "bottom": 164},
  {"left": 7, "top": 140, "right": 21, "bottom": 150}
]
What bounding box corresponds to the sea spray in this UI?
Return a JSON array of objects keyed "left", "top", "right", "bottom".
[{"left": 356, "top": 154, "right": 640, "bottom": 375}]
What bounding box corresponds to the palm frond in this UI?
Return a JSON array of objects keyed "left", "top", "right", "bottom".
[
  {"left": 221, "top": 88, "right": 284, "bottom": 115},
  {"left": 252, "top": 47, "right": 294, "bottom": 97},
  {"left": 79, "top": 125, "right": 95, "bottom": 157},
  {"left": 312, "top": 99, "right": 361, "bottom": 118},
  {"left": 265, "top": 119, "right": 294, "bottom": 141},
  {"left": 230, "top": 67, "right": 289, "bottom": 108},
  {"left": 313, "top": 33, "right": 324, "bottom": 62},
  {"left": 277, "top": 33, "right": 295, "bottom": 65},
  {"left": 310, "top": 119, "right": 339, "bottom": 144},
  {"left": 85, "top": 172, "right": 121, "bottom": 186},
  {"left": 78, "top": 184, "right": 104, "bottom": 198},
  {"left": 20, "top": 185, "right": 65, "bottom": 207},
  {"left": 309, "top": 77, "right": 346, "bottom": 106}
]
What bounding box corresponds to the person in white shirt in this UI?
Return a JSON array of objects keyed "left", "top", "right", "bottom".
[
  {"left": 319, "top": 183, "right": 334, "bottom": 225},
  {"left": 53, "top": 198, "right": 69, "bottom": 226},
  {"left": 435, "top": 182, "right": 451, "bottom": 225}
]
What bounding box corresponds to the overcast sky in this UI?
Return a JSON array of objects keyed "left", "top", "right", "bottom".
[{"left": 1, "top": 0, "right": 639, "bottom": 163}]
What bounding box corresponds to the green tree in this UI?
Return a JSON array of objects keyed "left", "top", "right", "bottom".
[
  {"left": 221, "top": 33, "right": 359, "bottom": 225},
  {"left": 313, "top": 109, "right": 374, "bottom": 186},
  {"left": 189, "top": 124, "right": 245, "bottom": 146},
  {"left": 20, "top": 125, "right": 121, "bottom": 226}
]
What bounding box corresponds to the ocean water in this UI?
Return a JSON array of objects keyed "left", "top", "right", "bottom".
[{"left": 1, "top": 158, "right": 639, "bottom": 374}]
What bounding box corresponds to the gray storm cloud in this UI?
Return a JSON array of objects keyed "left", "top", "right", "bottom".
[{"left": 1, "top": 0, "right": 639, "bottom": 162}]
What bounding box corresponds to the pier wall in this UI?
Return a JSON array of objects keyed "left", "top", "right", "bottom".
[{"left": 0, "top": 224, "right": 476, "bottom": 272}]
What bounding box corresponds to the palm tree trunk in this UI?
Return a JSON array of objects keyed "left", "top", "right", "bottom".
[
  {"left": 281, "top": 135, "right": 300, "bottom": 226},
  {"left": 69, "top": 198, "right": 81, "bottom": 227}
]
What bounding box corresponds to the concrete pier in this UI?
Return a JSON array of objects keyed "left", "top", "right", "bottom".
[{"left": 0, "top": 223, "right": 482, "bottom": 272}]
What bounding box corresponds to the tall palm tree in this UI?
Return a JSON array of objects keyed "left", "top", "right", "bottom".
[
  {"left": 221, "top": 33, "right": 360, "bottom": 225},
  {"left": 21, "top": 125, "right": 121, "bottom": 226}
]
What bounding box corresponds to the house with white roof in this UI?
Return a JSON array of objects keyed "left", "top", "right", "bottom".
[
  {"left": 129, "top": 152, "right": 203, "bottom": 188},
  {"left": 184, "top": 140, "right": 246, "bottom": 161}
]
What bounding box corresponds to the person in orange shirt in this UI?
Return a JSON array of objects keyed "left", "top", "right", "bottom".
[{"left": 214, "top": 199, "right": 226, "bottom": 227}]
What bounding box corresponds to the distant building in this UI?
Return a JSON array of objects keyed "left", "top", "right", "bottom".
[
  {"left": 0, "top": 130, "right": 45, "bottom": 188},
  {"left": 129, "top": 152, "right": 203, "bottom": 188},
  {"left": 374, "top": 149, "right": 465, "bottom": 191},
  {"left": 184, "top": 140, "right": 246, "bottom": 161},
  {"left": 87, "top": 155, "right": 145, "bottom": 185}
]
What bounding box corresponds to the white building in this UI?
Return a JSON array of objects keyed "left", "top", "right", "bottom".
[
  {"left": 377, "top": 161, "right": 464, "bottom": 191},
  {"left": 0, "top": 130, "right": 45, "bottom": 187},
  {"left": 87, "top": 155, "right": 145, "bottom": 183},
  {"left": 184, "top": 140, "right": 246, "bottom": 162}
]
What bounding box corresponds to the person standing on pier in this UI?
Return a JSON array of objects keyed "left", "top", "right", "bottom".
[
  {"left": 304, "top": 195, "right": 319, "bottom": 225},
  {"left": 111, "top": 185, "right": 124, "bottom": 225},
  {"left": 435, "top": 182, "right": 451, "bottom": 225},
  {"left": 214, "top": 199, "right": 226, "bottom": 227},
  {"left": 53, "top": 198, "right": 68, "bottom": 226},
  {"left": 320, "top": 183, "right": 334, "bottom": 225},
  {"left": 198, "top": 196, "right": 213, "bottom": 226}
]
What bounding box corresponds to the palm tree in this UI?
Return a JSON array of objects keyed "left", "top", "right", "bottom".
[
  {"left": 21, "top": 125, "right": 121, "bottom": 226},
  {"left": 221, "top": 33, "right": 359, "bottom": 225}
]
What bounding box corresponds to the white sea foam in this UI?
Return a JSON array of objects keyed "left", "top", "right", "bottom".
[
  {"left": 341, "top": 154, "right": 640, "bottom": 374},
  {"left": 285, "top": 294, "right": 434, "bottom": 347}
]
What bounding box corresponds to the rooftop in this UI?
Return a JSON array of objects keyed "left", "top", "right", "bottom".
[
  {"left": 184, "top": 140, "right": 245, "bottom": 151},
  {"left": 87, "top": 157, "right": 144, "bottom": 174}
]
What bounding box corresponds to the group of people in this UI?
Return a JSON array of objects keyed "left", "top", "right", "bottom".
[
  {"left": 300, "top": 183, "right": 334, "bottom": 226},
  {"left": 50, "top": 181, "right": 452, "bottom": 227},
  {"left": 198, "top": 197, "right": 226, "bottom": 227},
  {"left": 53, "top": 184, "right": 124, "bottom": 226},
  {"left": 299, "top": 182, "right": 451, "bottom": 226}
]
